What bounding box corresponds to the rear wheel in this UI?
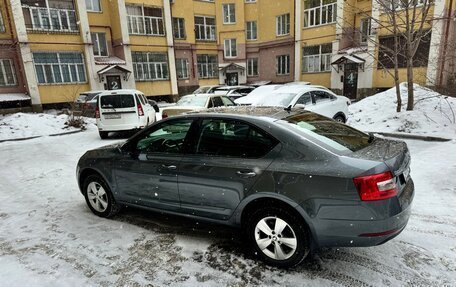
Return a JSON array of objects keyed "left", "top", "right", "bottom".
[
  {"left": 333, "top": 115, "right": 345, "bottom": 123},
  {"left": 245, "top": 207, "right": 310, "bottom": 268},
  {"left": 99, "top": 131, "right": 108, "bottom": 139},
  {"left": 83, "top": 174, "right": 120, "bottom": 218}
]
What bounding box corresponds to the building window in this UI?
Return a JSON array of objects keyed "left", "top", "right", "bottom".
[
  {"left": 85, "top": 0, "right": 101, "bottom": 12},
  {"left": 197, "top": 54, "right": 218, "bottom": 78},
  {"left": 224, "top": 38, "right": 237, "bottom": 58},
  {"left": 21, "top": 0, "right": 78, "bottom": 32},
  {"left": 173, "top": 17, "right": 185, "bottom": 39},
  {"left": 247, "top": 58, "right": 258, "bottom": 76},
  {"left": 276, "top": 13, "right": 290, "bottom": 36},
  {"left": 91, "top": 32, "right": 108, "bottom": 57},
  {"left": 223, "top": 4, "right": 236, "bottom": 24},
  {"left": 0, "top": 11, "right": 5, "bottom": 33},
  {"left": 195, "top": 16, "right": 216, "bottom": 41},
  {"left": 304, "top": 0, "right": 337, "bottom": 28},
  {"left": 276, "top": 55, "right": 290, "bottom": 75},
  {"left": 360, "top": 18, "right": 371, "bottom": 44},
  {"left": 33, "top": 52, "right": 86, "bottom": 84},
  {"left": 176, "top": 58, "right": 189, "bottom": 79},
  {"left": 126, "top": 5, "right": 164, "bottom": 36},
  {"left": 0, "top": 59, "right": 17, "bottom": 86},
  {"left": 302, "top": 43, "right": 332, "bottom": 73},
  {"left": 132, "top": 52, "right": 169, "bottom": 81},
  {"left": 246, "top": 21, "right": 257, "bottom": 40},
  {"left": 245, "top": 0, "right": 257, "bottom": 2}
]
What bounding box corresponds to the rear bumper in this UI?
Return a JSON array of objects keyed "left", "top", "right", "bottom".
[{"left": 97, "top": 117, "right": 147, "bottom": 132}]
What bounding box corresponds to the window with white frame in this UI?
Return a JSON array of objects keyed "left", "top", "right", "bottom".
[
  {"left": 0, "top": 11, "right": 5, "bottom": 33},
  {"left": 245, "top": 0, "right": 256, "bottom": 3},
  {"left": 195, "top": 16, "right": 216, "bottom": 41},
  {"left": 247, "top": 58, "right": 258, "bottom": 76},
  {"left": 389, "top": 0, "right": 427, "bottom": 11},
  {"left": 21, "top": 0, "right": 78, "bottom": 32},
  {"left": 223, "top": 4, "right": 236, "bottom": 24},
  {"left": 0, "top": 59, "right": 17, "bottom": 86},
  {"left": 276, "top": 55, "right": 290, "bottom": 75},
  {"left": 302, "top": 43, "right": 332, "bottom": 73},
  {"left": 276, "top": 13, "right": 290, "bottom": 36},
  {"left": 304, "top": 0, "right": 337, "bottom": 28},
  {"left": 197, "top": 54, "right": 218, "bottom": 78},
  {"left": 176, "top": 58, "right": 189, "bottom": 79},
  {"left": 91, "top": 32, "right": 108, "bottom": 57},
  {"left": 85, "top": 0, "right": 101, "bottom": 12},
  {"left": 360, "top": 18, "right": 371, "bottom": 44},
  {"left": 173, "top": 17, "right": 185, "bottom": 39},
  {"left": 246, "top": 21, "right": 257, "bottom": 40},
  {"left": 33, "top": 52, "right": 86, "bottom": 84},
  {"left": 126, "top": 5, "right": 164, "bottom": 36},
  {"left": 132, "top": 52, "right": 169, "bottom": 81},
  {"left": 224, "top": 38, "right": 237, "bottom": 58}
]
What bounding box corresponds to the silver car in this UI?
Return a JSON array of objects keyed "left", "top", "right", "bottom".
[{"left": 77, "top": 107, "right": 414, "bottom": 267}]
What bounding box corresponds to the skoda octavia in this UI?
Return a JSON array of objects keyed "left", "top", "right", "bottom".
[{"left": 76, "top": 107, "right": 414, "bottom": 267}]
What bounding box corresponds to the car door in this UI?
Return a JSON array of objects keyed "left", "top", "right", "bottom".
[
  {"left": 305, "top": 90, "right": 336, "bottom": 118},
  {"left": 113, "top": 118, "right": 195, "bottom": 211},
  {"left": 177, "top": 118, "right": 279, "bottom": 220}
]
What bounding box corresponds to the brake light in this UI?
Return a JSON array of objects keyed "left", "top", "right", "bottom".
[
  {"left": 353, "top": 172, "right": 397, "bottom": 201},
  {"left": 95, "top": 105, "right": 100, "bottom": 118},
  {"left": 137, "top": 103, "right": 144, "bottom": 116},
  {"left": 162, "top": 112, "right": 168, "bottom": 119}
]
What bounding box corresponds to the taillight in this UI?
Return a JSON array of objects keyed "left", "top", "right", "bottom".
[
  {"left": 162, "top": 112, "right": 168, "bottom": 119},
  {"left": 95, "top": 105, "right": 100, "bottom": 118},
  {"left": 353, "top": 172, "right": 397, "bottom": 201},
  {"left": 137, "top": 103, "right": 144, "bottom": 116}
]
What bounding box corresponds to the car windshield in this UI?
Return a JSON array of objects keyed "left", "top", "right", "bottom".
[
  {"left": 100, "top": 94, "right": 135, "bottom": 109},
  {"left": 193, "top": 87, "right": 210, "bottom": 94},
  {"left": 279, "top": 113, "right": 371, "bottom": 152},
  {"left": 258, "top": 93, "right": 297, "bottom": 107},
  {"left": 176, "top": 96, "right": 208, "bottom": 107}
]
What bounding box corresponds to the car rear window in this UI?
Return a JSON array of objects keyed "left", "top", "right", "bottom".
[
  {"left": 100, "top": 95, "right": 135, "bottom": 109},
  {"left": 279, "top": 113, "right": 371, "bottom": 152}
]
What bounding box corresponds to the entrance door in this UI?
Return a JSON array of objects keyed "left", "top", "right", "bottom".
[
  {"left": 226, "top": 72, "right": 238, "bottom": 85},
  {"left": 106, "top": 75, "right": 122, "bottom": 90},
  {"left": 343, "top": 64, "right": 358, "bottom": 99}
]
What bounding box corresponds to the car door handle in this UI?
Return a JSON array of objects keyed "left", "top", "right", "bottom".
[
  {"left": 236, "top": 171, "right": 256, "bottom": 178},
  {"left": 162, "top": 164, "right": 177, "bottom": 170}
]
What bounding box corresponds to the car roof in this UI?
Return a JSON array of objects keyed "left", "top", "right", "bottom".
[
  {"left": 215, "top": 85, "right": 254, "bottom": 90},
  {"left": 272, "top": 85, "right": 331, "bottom": 94},
  {"left": 98, "top": 89, "right": 142, "bottom": 96},
  {"left": 185, "top": 106, "right": 310, "bottom": 121}
]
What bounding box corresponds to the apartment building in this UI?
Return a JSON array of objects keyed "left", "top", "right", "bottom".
[{"left": 0, "top": 0, "right": 454, "bottom": 111}]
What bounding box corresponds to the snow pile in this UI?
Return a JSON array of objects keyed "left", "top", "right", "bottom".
[
  {"left": 348, "top": 83, "right": 456, "bottom": 139},
  {"left": 0, "top": 112, "right": 81, "bottom": 140}
]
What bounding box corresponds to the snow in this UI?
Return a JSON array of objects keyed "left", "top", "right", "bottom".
[
  {"left": 348, "top": 83, "right": 456, "bottom": 139},
  {"left": 0, "top": 113, "right": 455, "bottom": 286},
  {"left": 0, "top": 93, "right": 30, "bottom": 102},
  {"left": 0, "top": 113, "right": 80, "bottom": 140}
]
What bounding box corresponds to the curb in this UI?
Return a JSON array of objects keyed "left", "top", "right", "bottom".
[
  {"left": 0, "top": 129, "right": 84, "bottom": 143},
  {"left": 371, "top": 131, "right": 452, "bottom": 142}
]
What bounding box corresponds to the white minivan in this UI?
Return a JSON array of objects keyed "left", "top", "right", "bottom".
[{"left": 96, "top": 90, "right": 156, "bottom": 139}]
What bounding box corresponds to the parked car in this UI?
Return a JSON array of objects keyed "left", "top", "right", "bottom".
[
  {"left": 234, "top": 85, "right": 283, "bottom": 105},
  {"left": 213, "top": 86, "right": 256, "bottom": 100},
  {"left": 192, "top": 85, "right": 223, "bottom": 94},
  {"left": 96, "top": 89, "right": 156, "bottom": 139},
  {"left": 75, "top": 90, "right": 103, "bottom": 117},
  {"left": 255, "top": 85, "right": 351, "bottom": 122},
  {"left": 161, "top": 94, "right": 235, "bottom": 118},
  {"left": 77, "top": 107, "right": 414, "bottom": 268}
]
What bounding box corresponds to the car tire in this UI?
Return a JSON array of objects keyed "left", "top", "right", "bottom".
[
  {"left": 99, "top": 131, "right": 109, "bottom": 139},
  {"left": 333, "top": 115, "right": 345, "bottom": 123},
  {"left": 245, "top": 207, "right": 310, "bottom": 268},
  {"left": 83, "top": 174, "right": 120, "bottom": 218}
]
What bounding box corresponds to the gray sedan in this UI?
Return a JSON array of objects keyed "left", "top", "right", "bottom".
[{"left": 76, "top": 107, "right": 414, "bottom": 267}]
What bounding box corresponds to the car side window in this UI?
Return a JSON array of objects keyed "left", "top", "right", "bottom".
[
  {"left": 221, "top": 96, "right": 235, "bottom": 106},
  {"left": 296, "top": 92, "right": 312, "bottom": 105},
  {"left": 212, "top": 97, "right": 224, "bottom": 107},
  {"left": 136, "top": 119, "right": 193, "bottom": 154},
  {"left": 313, "top": 91, "right": 332, "bottom": 103},
  {"left": 140, "top": 94, "right": 148, "bottom": 105},
  {"left": 195, "top": 119, "right": 277, "bottom": 158}
]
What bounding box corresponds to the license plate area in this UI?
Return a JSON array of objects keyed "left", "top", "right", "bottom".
[{"left": 104, "top": 113, "right": 121, "bottom": 119}]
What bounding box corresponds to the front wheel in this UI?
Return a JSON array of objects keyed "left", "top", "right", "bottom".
[
  {"left": 245, "top": 207, "right": 310, "bottom": 268},
  {"left": 333, "top": 115, "right": 345, "bottom": 123},
  {"left": 83, "top": 174, "right": 120, "bottom": 218},
  {"left": 99, "top": 131, "right": 109, "bottom": 139}
]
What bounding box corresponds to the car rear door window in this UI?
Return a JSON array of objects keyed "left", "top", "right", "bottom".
[
  {"left": 296, "top": 92, "right": 312, "bottom": 105},
  {"left": 313, "top": 91, "right": 333, "bottom": 103},
  {"left": 136, "top": 119, "right": 193, "bottom": 154},
  {"left": 195, "top": 119, "right": 277, "bottom": 158},
  {"left": 100, "top": 95, "right": 135, "bottom": 109},
  {"left": 221, "top": 96, "right": 235, "bottom": 106},
  {"left": 212, "top": 97, "right": 224, "bottom": 107}
]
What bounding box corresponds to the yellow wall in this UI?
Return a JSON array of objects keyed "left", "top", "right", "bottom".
[
  {"left": 135, "top": 80, "right": 172, "bottom": 97},
  {"left": 257, "top": 0, "right": 294, "bottom": 42},
  {"left": 301, "top": 73, "right": 331, "bottom": 87},
  {"left": 39, "top": 84, "right": 90, "bottom": 104},
  {"left": 374, "top": 67, "right": 428, "bottom": 87}
]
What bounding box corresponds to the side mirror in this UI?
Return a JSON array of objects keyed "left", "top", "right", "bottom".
[{"left": 294, "top": 104, "right": 306, "bottom": 109}]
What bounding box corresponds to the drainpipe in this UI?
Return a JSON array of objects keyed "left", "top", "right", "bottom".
[
  {"left": 294, "top": 0, "right": 302, "bottom": 81},
  {"left": 439, "top": 0, "right": 454, "bottom": 86}
]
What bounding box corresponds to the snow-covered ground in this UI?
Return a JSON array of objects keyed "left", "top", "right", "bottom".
[
  {"left": 348, "top": 83, "right": 456, "bottom": 139},
  {"left": 0, "top": 117, "right": 455, "bottom": 286}
]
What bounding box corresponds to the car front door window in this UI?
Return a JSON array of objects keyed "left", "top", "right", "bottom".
[{"left": 296, "top": 92, "right": 312, "bottom": 105}]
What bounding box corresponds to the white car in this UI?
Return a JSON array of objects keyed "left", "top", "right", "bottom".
[
  {"left": 255, "top": 85, "right": 351, "bottom": 122},
  {"left": 96, "top": 89, "right": 156, "bottom": 139},
  {"left": 192, "top": 85, "right": 222, "bottom": 94},
  {"left": 161, "top": 94, "right": 236, "bottom": 118},
  {"left": 234, "top": 85, "right": 283, "bottom": 105},
  {"left": 213, "top": 86, "right": 256, "bottom": 100}
]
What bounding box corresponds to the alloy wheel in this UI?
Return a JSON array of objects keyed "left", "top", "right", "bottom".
[
  {"left": 87, "top": 182, "right": 108, "bottom": 212},
  {"left": 254, "top": 216, "right": 297, "bottom": 260}
]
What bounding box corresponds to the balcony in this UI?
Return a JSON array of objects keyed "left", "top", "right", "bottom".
[
  {"left": 127, "top": 15, "right": 164, "bottom": 36},
  {"left": 22, "top": 6, "right": 78, "bottom": 33}
]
